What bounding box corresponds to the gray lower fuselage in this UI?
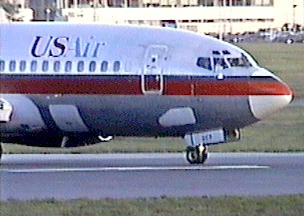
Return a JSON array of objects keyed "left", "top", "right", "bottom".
[{"left": 0, "top": 94, "right": 256, "bottom": 143}]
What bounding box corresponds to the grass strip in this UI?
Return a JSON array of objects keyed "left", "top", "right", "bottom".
[{"left": 1, "top": 195, "right": 304, "bottom": 216}]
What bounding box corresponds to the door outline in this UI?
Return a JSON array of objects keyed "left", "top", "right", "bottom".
[{"left": 141, "top": 45, "right": 168, "bottom": 95}]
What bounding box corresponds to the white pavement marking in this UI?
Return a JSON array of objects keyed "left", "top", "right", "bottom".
[{"left": 1, "top": 165, "right": 269, "bottom": 173}]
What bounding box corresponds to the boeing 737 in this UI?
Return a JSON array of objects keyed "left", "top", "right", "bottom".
[{"left": 0, "top": 23, "right": 293, "bottom": 164}]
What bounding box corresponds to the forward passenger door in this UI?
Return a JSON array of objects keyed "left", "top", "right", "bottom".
[{"left": 142, "top": 45, "right": 168, "bottom": 94}]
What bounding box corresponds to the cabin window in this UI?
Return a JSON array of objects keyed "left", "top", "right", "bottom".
[
  {"left": 65, "top": 61, "right": 72, "bottom": 72},
  {"left": 31, "top": 61, "right": 37, "bottom": 72},
  {"left": 54, "top": 61, "right": 61, "bottom": 72},
  {"left": 101, "top": 61, "right": 108, "bottom": 72},
  {"left": 19, "top": 61, "right": 26, "bottom": 72},
  {"left": 0, "top": 61, "right": 5, "bottom": 72},
  {"left": 89, "top": 61, "right": 96, "bottom": 72},
  {"left": 113, "top": 61, "right": 120, "bottom": 72},
  {"left": 197, "top": 57, "right": 212, "bottom": 70},
  {"left": 77, "top": 61, "right": 84, "bottom": 72},
  {"left": 9, "top": 61, "right": 16, "bottom": 72},
  {"left": 42, "top": 61, "right": 49, "bottom": 72}
]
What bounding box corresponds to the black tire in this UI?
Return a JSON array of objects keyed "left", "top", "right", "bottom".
[
  {"left": 186, "top": 149, "right": 199, "bottom": 164},
  {"left": 186, "top": 146, "right": 208, "bottom": 164},
  {"left": 186, "top": 146, "right": 199, "bottom": 164},
  {"left": 0, "top": 143, "right": 2, "bottom": 161}
]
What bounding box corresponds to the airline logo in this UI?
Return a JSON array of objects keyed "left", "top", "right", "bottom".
[{"left": 31, "top": 36, "right": 106, "bottom": 58}]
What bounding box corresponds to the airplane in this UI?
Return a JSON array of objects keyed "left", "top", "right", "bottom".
[{"left": 0, "top": 23, "right": 293, "bottom": 164}]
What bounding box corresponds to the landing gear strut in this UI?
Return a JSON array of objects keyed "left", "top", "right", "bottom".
[{"left": 186, "top": 145, "right": 208, "bottom": 164}]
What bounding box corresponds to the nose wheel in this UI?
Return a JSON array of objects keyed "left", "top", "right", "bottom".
[{"left": 186, "top": 145, "right": 208, "bottom": 164}]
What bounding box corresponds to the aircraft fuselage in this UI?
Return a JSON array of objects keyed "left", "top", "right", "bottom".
[{"left": 0, "top": 23, "right": 293, "bottom": 160}]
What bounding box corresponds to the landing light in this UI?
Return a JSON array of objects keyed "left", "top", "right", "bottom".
[{"left": 98, "top": 135, "right": 114, "bottom": 142}]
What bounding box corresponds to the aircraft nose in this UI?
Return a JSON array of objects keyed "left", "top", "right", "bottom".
[{"left": 248, "top": 72, "right": 294, "bottom": 120}]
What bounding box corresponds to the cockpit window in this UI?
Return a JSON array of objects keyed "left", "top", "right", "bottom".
[
  {"left": 197, "top": 57, "right": 212, "bottom": 70},
  {"left": 197, "top": 51, "right": 252, "bottom": 71},
  {"left": 228, "top": 54, "right": 252, "bottom": 67},
  {"left": 214, "top": 58, "right": 228, "bottom": 71},
  {"left": 223, "top": 50, "right": 231, "bottom": 55}
]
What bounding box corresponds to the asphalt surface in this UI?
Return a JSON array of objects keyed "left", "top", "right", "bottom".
[{"left": 1, "top": 153, "right": 304, "bottom": 201}]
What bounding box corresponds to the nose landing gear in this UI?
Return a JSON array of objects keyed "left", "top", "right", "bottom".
[
  {"left": 184, "top": 128, "right": 241, "bottom": 164},
  {"left": 186, "top": 145, "right": 208, "bottom": 164},
  {"left": 184, "top": 129, "right": 227, "bottom": 165}
]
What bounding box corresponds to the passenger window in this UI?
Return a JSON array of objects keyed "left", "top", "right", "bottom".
[
  {"left": 19, "top": 60, "right": 26, "bottom": 72},
  {"left": 113, "top": 61, "right": 120, "bottom": 72},
  {"left": 31, "top": 61, "right": 37, "bottom": 72},
  {"left": 197, "top": 57, "right": 212, "bottom": 70},
  {"left": 0, "top": 61, "right": 5, "bottom": 72},
  {"left": 89, "top": 61, "right": 96, "bottom": 72},
  {"left": 65, "top": 61, "right": 72, "bottom": 72},
  {"left": 77, "top": 61, "right": 84, "bottom": 72},
  {"left": 54, "top": 61, "right": 60, "bottom": 72},
  {"left": 101, "top": 61, "right": 108, "bottom": 72},
  {"left": 9, "top": 61, "right": 16, "bottom": 72},
  {"left": 42, "top": 61, "right": 49, "bottom": 72}
]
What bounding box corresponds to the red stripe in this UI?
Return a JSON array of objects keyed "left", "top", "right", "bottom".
[
  {"left": 0, "top": 79, "right": 292, "bottom": 96},
  {"left": 196, "top": 81, "right": 291, "bottom": 96},
  {"left": 166, "top": 81, "right": 292, "bottom": 96}
]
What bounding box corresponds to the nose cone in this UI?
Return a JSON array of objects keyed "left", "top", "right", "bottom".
[
  {"left": 249, "top": 94, "right": 293, "bottom": 119},
  {"left": 249, "top": 71, "right": 294, "bottom": 120}
]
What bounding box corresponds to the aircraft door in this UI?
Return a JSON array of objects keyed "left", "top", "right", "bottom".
[{"left": 142, "top": 45, "right": 168, "bottom": 94}]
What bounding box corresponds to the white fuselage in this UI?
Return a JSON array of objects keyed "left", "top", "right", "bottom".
[{"left": 0, "top": 23, "right": 293, "bottom": 148}]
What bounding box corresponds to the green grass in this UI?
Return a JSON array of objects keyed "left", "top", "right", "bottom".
[
  {"left": 1, "top": 42, "right": 304, "bottom": 154},
  {"left": 1, "top": 195, "right": 304, "bottom": 216}
]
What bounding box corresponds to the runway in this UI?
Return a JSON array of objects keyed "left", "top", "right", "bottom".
[{"left": 1, "top": 153, "right": 304, "bottom": 201}]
